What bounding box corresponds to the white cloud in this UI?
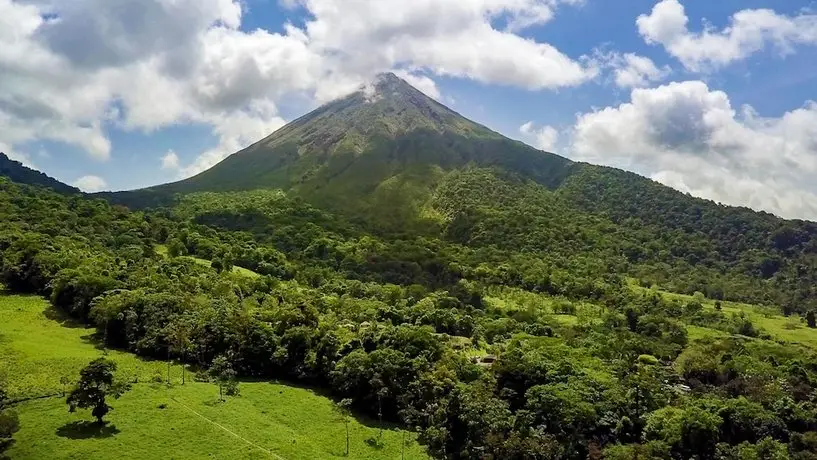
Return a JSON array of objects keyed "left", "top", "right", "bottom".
[
  {"left": 567, "top": 80, "right": 817, "bottom": 220},
  {"left": 0, "top": 0, "right": 597, "bottom": 183},
  {"left": 180, "top": 100, "right": 287, "bottom": 177},
  {"left": 161, "top": 150, "right": 180, "bottom": 170},
  {"left": 637, "top": 0, "right": 817, "bottom": 71},
  {"left": 0, "top": 0, "right": 112, "bottom": 160},
  {"left": 609, "top": 53, "right": 671, "bottom": 88},
  {"left": 394, "top": 70, "right": 441, "bottom": 100},
  {"left": 300, "top": 0, "right": 597, "bottom": 90},
  {"left": 520, "top": 121, "right": 560, "bottom": 151},
  {"left": 72, "top": 175, "right": 108, "bottom": 192}
]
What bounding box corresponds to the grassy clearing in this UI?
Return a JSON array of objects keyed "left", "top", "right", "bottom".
[
  {"left": 484, "top": 286, "right": 603, "bottom": 327},
  {"left": 11, "top": 383, "right": 426, "bottom": 460},
  {"left": 685, "top": 325, "right": 729, "bottom": 341},
  {"left": 1, "top": 292, "right": 427, "bottom": 459},
  {"left": 630, "top": 282, "right": 817, "bottom": 348},
  {"left": 0, "top": 293, "right": 171, "bottom": 399},
  {"left": 154, "top": 244, "right": 261, "bottom": 278}
]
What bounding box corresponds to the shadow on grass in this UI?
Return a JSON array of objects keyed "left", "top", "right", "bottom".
[
  {"left": 43, "top": 305, "right": 88, "bottom": 329},
  {"left": 365, "top": 435, "right": 386, "bottom": 450},
  {"left": 56, "top": 421, "right": 121, "bottom": 439},
  {"left": 264, "top": 380, "right": 407, "bottom": 433},
  {"left": 79, "top": 332, "right": 106, "bottom": 350}
]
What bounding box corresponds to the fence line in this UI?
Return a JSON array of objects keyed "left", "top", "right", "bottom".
[{"left": 7, "top": 392, "right": 62, "bottom": 407}]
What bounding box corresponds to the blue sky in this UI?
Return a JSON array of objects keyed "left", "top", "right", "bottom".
[{"left": 2, "top": 0, "right": 817, "bottom": 219}]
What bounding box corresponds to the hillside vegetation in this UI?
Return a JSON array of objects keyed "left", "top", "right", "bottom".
[
  {"left": 0, "top": 153, "right": 80, "bottom": 195},
  {"left": 102, "top": 75, "right": 817, "bottom": 316},
  {"left": 3, "top": 173, "right": 817, "bottom": 459}
]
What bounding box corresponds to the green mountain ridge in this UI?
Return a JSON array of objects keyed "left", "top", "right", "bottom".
[{"left": 0, "top": 152, "right": 80, "bottom": 194}]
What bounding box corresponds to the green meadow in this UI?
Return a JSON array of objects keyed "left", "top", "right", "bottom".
[
  {"left": 0, "top": 292, "right": 427, "bottom": 460},
  {"left": 630, "top": 281, "right": 817, "bottom": 348}
]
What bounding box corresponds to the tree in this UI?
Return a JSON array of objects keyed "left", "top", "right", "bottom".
[
  {"left": 211, "top": 256, "right": 224, "bottom": 274},
  {"left": 167, "top": 319, "right": 192, "bottom": 384},
  {"left": 0, "top": 388, "right": 20, "bottom": 458},
  {"left": 806, "top": 311, "right": 816, "bottom": 329},
  {"left": 333, "top": 398, "right": 353, "bottom": 456},
  {"left": 67, "top": 358, "right": 130, "bottom": 424},
  {"left": 209, "top": 355, "right": 238, "bottom": 401},
  {"left": 167, "top": 238, "right": 186, "bottom": 257},
  {"left": 644, "top": 406, "right": 722, "bottom": 459}
]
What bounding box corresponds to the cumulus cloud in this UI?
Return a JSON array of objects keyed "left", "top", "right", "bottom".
[
  {"left": 179, "top": 101, "right": 287, "bottom": 177},
  {"left": 0, "top": 0, "right": 596, "bottom": 182},
  {"left": 567, "top": 80, "right": 817, "bottom": 220},
  {"left": 637, "top": 0, "right": 817, "bottom": 71},
  {"left": 0, "top": 0, "right": 112, "bottom": 160},
  {"left": 72, "top": 175, "right": 108, "bottom": 192},
  {"left": 37, "top": 0, "right": 241, "bottom": 70},
  {"left": 161, "top": 150, "right": 180, "bottom": 170},
  {"left": 609, "top": 53, "right": 671, "bottom": 88},
  {"left": 299, "top": 0, "right": 597, "bottom": 90},
  {"left": 520, "top": 121, "right": 560, "bottom": 151}
]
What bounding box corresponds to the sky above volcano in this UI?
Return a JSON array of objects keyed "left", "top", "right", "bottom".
[{"left": 2, "top": 0, "right": 817, "bottom": 219}]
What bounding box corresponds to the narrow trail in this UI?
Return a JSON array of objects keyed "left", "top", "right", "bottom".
[{"left": 171, "top": 396, "right": 287, "bottom": 460}]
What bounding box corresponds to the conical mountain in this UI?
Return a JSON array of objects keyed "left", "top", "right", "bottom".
[{"left": 137, "top": 73, "right": 575, "bottom": 230}]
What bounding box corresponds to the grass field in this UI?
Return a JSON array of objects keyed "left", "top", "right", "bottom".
[
  {"left": 630, "top": 282, "right": 817, "bottom": 348},
  {"left": 0, "top": 293, "right": 171, "bottom": 399},
  {"left": 0, "top": 292, "right": 428, "bottom": 459},
  {"left": 154, "top": 244, "right": 261, "bottom": 278}
]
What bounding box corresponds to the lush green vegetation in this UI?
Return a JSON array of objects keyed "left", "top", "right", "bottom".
[
  {"left": 3, "top": 75, "right": 817, "bottom": 459},
  {"left": 4, "top": 174, "right": 817, "bottom": 459},
  {"left": 0, "top": 292, "right": 425, "bottom": 459},
  {"left": 0, "top": 293, "right": 169, "bottom": 399},
  {"left": 105, "top": 75, "right": 817, "bottom": 316}
]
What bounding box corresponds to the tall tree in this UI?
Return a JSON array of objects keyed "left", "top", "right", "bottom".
[
  {"left": 209, "top": 355, "right": 238, "bottom": 401},
  {"left": 167, "top": 319, "right": 192, "bottom": 384},
  {"left": 67, "top": 358, "right": 131, "bottom": 424},
  {"left": 333, "top": 398, "right": 353, "bottom": 457}
]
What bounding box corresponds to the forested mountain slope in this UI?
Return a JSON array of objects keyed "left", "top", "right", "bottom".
[
  {"left": 107, "top": 73, "right": 576, "bottom": 233},
  {"left": 101, "top": 73, "right": 817, "bottom": 313},
  {"left": 4, "top": 166, "right": 817, "bottom": 459},
  {"left": 0, "top": 152, "right": 79, "bottom": 194}
]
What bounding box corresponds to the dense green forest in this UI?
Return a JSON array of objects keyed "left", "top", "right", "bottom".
[{"left": 3, "top": 172, "right": 817, "bottom": 459}]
